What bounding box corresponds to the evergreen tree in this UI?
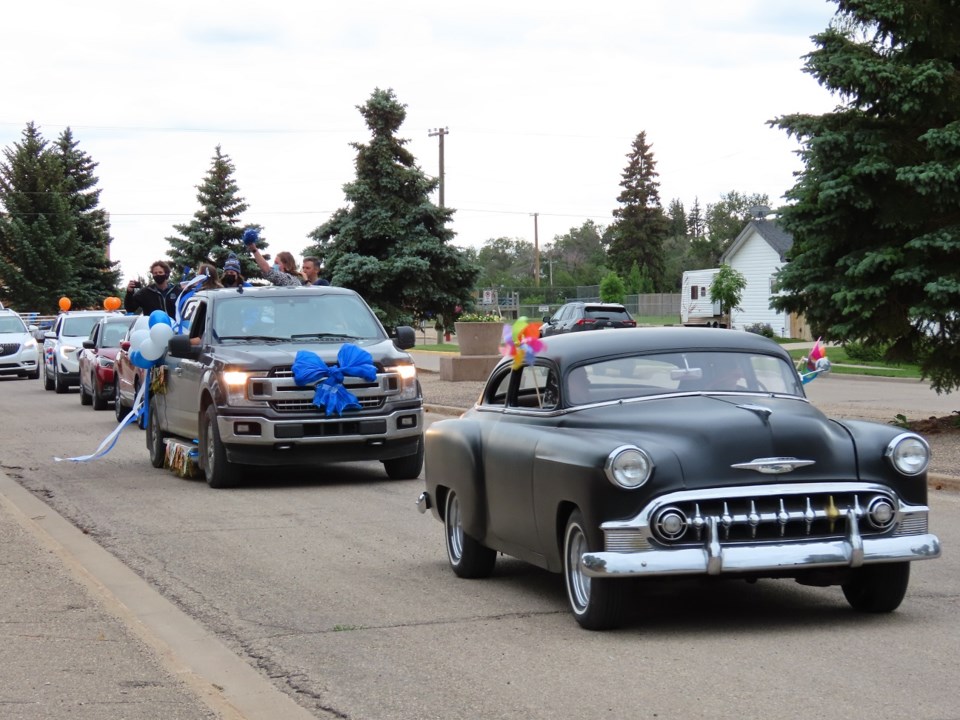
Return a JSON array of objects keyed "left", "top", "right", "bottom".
[
  {"left": 54, "top": 128, "right": 121, "bottom": 308},
  {"left": 0, "top": 123, "right": 77, "bottom": 312},
  {"left": 165, "top": 146, "right": 257, "bottom": 280},
  {"left": 607, "top": 131, "right": 670, "bottom": 290},
  {"left": 687, "top": 197, "right": 705, "bottom": 238},
  {"left": 770, "top": 0, "right": 960, "bottom": 392},
  {"left": 666, "top": 198, "right": 687, "bottom": 238},
  {"left": 304, "top": 88, "right": 478, "bottom": 331}
]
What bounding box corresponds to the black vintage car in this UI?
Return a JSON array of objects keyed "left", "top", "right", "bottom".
[{"left": 418, "top": 327, "right": 940, "bottom": 630}]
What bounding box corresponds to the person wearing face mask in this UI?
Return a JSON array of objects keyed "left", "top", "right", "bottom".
[
  {"left": 124, "top": 260, "right": 181, "bottom": 317},
  {"left": 220, "top": 253, "right": 251, "bottom": 288}
]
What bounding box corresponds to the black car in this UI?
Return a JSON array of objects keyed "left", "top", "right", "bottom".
[
  {"left": 540, "top": 301, "right": 636, "bottom": 337},
  {"left": 418, "top": 327, "right": 939, "bottom": 630}
]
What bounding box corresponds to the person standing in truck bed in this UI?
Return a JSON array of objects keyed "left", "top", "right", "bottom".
[{"left": 242, "top": 228, "right": 303, "bottom": 287}]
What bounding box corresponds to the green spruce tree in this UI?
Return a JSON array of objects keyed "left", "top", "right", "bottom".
[
  {"left": 165, "top": 146, "right": 258, "bottom": 280},
  {"left": 770, "top": 0, "right": 960, "bottom": 392},
  {"left": 304, "top": 88, "right": 479, "bottom": 330},
  {"left": 607, "top": 131, "right": 670, "bottom": 290},
  {"left": 55, "top": 127, "right": 121, "bottom": 308},
  {"left": 0, "top": 123, "right": 78, "bottom": 312}
]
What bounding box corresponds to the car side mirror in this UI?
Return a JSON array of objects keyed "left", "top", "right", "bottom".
[
  {"left": 44, "top": 331, "right": 56, "bottom": 340},
  {"left": 167, "top": 334, "right": 200, "bottom": 360},
  {"left": 82, "top": 340, "right": 95, "bottom": 349},
  {"left": 393, "top": 325, "right": 416, "bottom": 350},
  {"left": 542, "top": 316, "right": 551, "bottom": 323},
  {"left": 120, "top": 340, "right": 131, "bottom": 351}
]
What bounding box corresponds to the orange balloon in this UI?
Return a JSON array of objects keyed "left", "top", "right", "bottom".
[
  {"left": 59, "top": 297, "right": 71, "bottom": 311},
  {"left": 104, "top": 296, "right": 121, "bottom": 311}
]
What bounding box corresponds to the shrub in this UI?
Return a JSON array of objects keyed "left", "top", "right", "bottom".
[
  {"left": 844, "top": 339, "right": 890, "bottom": 362},
  {"left": 744, "top": 322, "right": 775, "bottom": 338}
]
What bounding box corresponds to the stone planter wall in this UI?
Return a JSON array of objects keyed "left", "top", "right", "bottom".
[{"left": 454, "top": 321, "right": 503, "bottom": 356}]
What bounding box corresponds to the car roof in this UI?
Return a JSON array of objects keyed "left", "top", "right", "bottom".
[
  {"left": 194, "top": 285, "right": 355, "bottom": 300},
  {"left": 526, "top": 327, "right": 792, "bottom": 368}
]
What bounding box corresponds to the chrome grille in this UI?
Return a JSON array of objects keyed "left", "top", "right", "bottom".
[
  {"left": 253, "top": 365, "right": 400, "bottom": 414},
  {"left": 650, "top": 490, "right": 896, "bottom": 545},
  {"left": 604, "top": 530, "right": 652, "bottom": 552},
  {"left": 895, "top": 512, "right": 928, "bottom": 536}
]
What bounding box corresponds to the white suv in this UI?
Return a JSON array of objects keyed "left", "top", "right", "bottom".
[
  {"left": 42, "top": 311, "right": 109, "bottom": 393},
  {"left": 0, "top": 309, "right": 40, "bottom": 380}
]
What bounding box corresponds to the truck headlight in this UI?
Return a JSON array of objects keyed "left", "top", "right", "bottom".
[
  {"left": 221, "top": 370, "right": 269, "bottom": 407},
  {"left": 885, "top": 433, "right": 929, "bottom": 476},
  {"left": 388, "top": 364, "right": 419, "bottom": 400}
]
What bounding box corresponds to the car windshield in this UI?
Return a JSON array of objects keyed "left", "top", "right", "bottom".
[
  {"left": 211, "top": 294, "right": 382, "bottom": 342},
  {"left": 101, "top": 322, "right": 132, "bottom": 348},
  {"left": 0, "top": 316, "right": 27, "bottom": 333},
  {"left": 565, "top": 350, "right": 803, "bottom": 405},
  {"left": 62, "top": 316, "right": 102, "bottom": 337}
]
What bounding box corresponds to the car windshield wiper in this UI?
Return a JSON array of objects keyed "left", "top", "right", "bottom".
[
  {"left": 290, "top": 333, "right": 362, "bottom": 341},
  {"left": 216, "top": 335, "right": 289, "bottom": 343}
]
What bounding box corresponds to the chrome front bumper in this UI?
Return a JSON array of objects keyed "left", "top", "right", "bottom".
[
  {"left": 583, "top": 481, "right": 941, "bottom": 578},
  {"left": 582, "top": 517, "right": 941, "bottom": 578}
]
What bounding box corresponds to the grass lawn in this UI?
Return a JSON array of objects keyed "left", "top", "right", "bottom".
[{"left": 787, "top": 347, "right": 921, "bottom": 380}]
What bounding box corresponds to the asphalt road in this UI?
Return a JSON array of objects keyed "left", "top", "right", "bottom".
[{"left": 2, "top": 375, "right": 959, "bottom": 720}]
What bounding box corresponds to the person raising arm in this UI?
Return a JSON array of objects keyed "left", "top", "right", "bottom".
[{"left": 243, "top": 228, "right": 302, "bottom": 287}]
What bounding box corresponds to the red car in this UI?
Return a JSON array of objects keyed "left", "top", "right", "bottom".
[
  {"left": 78, "top": 315, "right": 136, "bottom": 410},
  {"left": 113, "top": 315, "right": 151, "bottom": 423}
]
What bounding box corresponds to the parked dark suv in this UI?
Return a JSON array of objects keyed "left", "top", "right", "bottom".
[{"left": 540, "top": 302, "right": 636, "bottom": 337}]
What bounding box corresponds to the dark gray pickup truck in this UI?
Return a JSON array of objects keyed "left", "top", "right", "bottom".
[{"left": 146, "top": 285, "right": 424, "bottom": 488}]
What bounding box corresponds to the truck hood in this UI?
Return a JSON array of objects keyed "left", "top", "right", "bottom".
[
  {"left": 568, "top": 394, "right": 857, "bottom": 488},
  {"left": 209, "top": 338, "right": 411, "bottom": 369}
]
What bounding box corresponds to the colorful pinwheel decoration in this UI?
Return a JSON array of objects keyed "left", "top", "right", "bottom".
[
  {"left": 291, "top": 344, "right": 377, "bottom": 416},
  {"left": 798, "top": 337, "right": 831, "bottom": 385},
  {"left": 501, "top": 317, "right": 545, "bottom": 369}
]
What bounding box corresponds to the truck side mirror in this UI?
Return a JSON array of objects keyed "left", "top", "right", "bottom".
[
  {"left": 393, "top": 325, "right": 416, "bottom": 350},
  {"left": 167, "top": 334, "right": 201, "bottom": 360}
]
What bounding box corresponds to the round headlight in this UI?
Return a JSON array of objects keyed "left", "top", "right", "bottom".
[
  {"left": 604, "top": 445, "right": 653, "bottom": 489},
  {"left": 885, "top": 433, "right": 930, "bottom": 476}
]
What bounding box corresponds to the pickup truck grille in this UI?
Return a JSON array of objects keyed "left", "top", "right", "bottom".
[{"left": 254, "top": 366, "right": 402, "bottom": 414}]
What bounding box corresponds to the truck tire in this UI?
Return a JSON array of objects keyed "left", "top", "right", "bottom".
[
  {"left": 201, "top": 405, "right": 239, "bottom": 489},
  {"left": 382, "top": 437, "right": 424, "bottom": 480}
]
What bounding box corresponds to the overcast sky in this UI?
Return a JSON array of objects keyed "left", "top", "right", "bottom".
[{"left": 2, "top": 1, "right": 839, "bottom": 283}]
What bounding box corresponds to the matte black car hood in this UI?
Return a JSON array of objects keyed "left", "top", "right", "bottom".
[{"left": 566, "top": 394, "right": 857, "bottom": 488}]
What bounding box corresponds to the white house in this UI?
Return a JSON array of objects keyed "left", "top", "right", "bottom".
[{"left": 719, "top": 219, "right": 811, "bottom": 339}]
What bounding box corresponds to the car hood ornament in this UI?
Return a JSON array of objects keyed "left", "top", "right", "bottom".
[{"left": 731, "top": 457, "right": 816, "bottom": 474}]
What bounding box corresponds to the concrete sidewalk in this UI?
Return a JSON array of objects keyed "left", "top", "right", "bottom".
[{"left": 0, "top": 472, "right": 316, "bottom": 720}]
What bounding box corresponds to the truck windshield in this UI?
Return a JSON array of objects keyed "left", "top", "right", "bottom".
[{"left": 212, "top": 294, "right": 382, "bottom": 342}]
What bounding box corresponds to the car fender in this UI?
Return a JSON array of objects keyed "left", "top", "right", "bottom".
[{"left": 424, "top": 418, "right": 487, "bottom": 537}]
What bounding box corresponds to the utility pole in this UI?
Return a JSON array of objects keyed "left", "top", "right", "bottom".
[
  {"left": 531, "top": 212, "right": 540, "bottom": 287},
  {"left": 428, "top": 127, "right": 449, "bottom": 208}
]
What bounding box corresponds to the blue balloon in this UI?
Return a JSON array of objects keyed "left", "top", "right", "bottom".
[
  {"left": 130, "top": 350, "right": 155, "bottom": 370},
  {"left": 148, "top": 310, "right": 172, "bottom": 328}
]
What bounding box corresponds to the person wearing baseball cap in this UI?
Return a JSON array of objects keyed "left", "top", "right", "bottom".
[{"left": 220, "top": 253, "right": 250, "bottom": 288}]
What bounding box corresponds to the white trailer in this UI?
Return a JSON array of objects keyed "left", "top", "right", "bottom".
[{"left": 680, "top": 268, "right": 723, "bottom": 326}]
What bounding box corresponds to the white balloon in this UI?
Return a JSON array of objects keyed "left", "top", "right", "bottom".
[
  {"left": 139, "top": 338, "right": 163, "bottom": 361},
  {"left": 150, "top": 322, "right": 175, "bottom": 345},
  {"left": 129, "top": 329, "right": 150, "bottom": 350}
]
